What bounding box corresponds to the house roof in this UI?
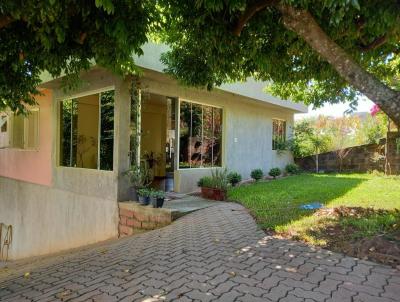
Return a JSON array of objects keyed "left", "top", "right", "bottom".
[
  {"left": 40, "top": 42, "right": 307, "bottom": 113},
  {"left": 135, "top": 43, "right": 307, "bottom": 113}
]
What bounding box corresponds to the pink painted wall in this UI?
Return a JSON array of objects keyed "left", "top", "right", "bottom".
[{"left": 0, "top": 89, "right": 52, "bottom": 186}]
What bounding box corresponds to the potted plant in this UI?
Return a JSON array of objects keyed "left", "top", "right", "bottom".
[
  {"left": 137, "top": 188, "right": 151, "bottom": 205},
  {"left": 151, "top": 190, "right": 166, "bottom": 208},
  {"left": 198, "top": 169, "right": 228, "bottom": 201},
  {"left": 124, "top": 163, "right": 152, "bottom": 202}
]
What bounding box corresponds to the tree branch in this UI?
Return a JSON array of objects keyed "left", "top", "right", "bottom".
[
  {"left": 360, "top": 35, "right": 387, "bottom": 52},
  {"left": 0, "top": 15, "right": 14, "bottom": 29},
  {"left": 277, "top": 3, "right": 400, "bottom": 126},
  {"left": 77, "top": 32, "right": 87, "bottom": 45},
  {"left": 233, "top": 0, "right": 277, "bottom": 36}
]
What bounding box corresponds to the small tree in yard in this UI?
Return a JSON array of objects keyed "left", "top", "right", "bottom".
[
  {"left": 291, "top": 119, "right": 331, "bottom": 172},
  {"left": 310, "top": 135, "right": 331, "bottom": 173}
]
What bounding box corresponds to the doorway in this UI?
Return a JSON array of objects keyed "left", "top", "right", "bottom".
[{"left": 140, "top": 93, "right": 177, "bottom": 192}]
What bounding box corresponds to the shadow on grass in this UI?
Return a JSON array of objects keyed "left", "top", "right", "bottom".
[
  {"left": 228, "top": 173, "right": 367, "bottom": 231},
  {"left": 303, "top": 207, "right": 400, "bottom": 266}
]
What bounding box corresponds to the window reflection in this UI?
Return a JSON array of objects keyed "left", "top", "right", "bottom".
[{"left": 179, "top": 101, "right": 222, "bottom": 168}]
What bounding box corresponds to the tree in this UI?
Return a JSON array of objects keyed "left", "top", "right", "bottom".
[
  {"left": 159, "top": 0, "right": 400, "bottom": 126},
  {"left": 291, "top": 120, "right": 331, "bottom": 172},
  {"left": 0, "top": 0, "right": 155, "bottom": 113}
]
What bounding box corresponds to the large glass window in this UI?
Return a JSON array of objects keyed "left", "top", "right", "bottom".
[
  {"left": 272, "top": 119, "right": 286, "bottom": 150},
  {"left": 59, "top": 90, "right": 114, "bottom": 170},
  {"left": 179, "top": 101, "right": 222, "bottom": 168}
]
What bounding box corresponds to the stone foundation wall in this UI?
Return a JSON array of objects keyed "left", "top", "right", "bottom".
[
  {"left": 118, "top": 202, "right": 176, "bottom": 236},
  {"left": 295, "top": 132, "right": 400, "bottom": 174}
]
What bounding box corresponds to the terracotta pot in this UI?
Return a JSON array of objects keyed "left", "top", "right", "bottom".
[{"left": 201, "top": 187, "right": 226, "bottom": 201}]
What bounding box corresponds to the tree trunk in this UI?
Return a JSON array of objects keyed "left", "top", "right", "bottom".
[
  {"left": 278, "top": 4, "right": 400, "bottom": 127},
  {"left": 315, "top": 153, "right": 319, "bottom": 173}
]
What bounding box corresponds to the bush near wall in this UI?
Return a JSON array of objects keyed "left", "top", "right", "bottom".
[{"left": 295, "top": 132, "right": 400, "bottom": 174}]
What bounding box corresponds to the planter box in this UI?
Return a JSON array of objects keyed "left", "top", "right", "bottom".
[{"left": 201, "top": 187, "right": 227, "bottom": 201}]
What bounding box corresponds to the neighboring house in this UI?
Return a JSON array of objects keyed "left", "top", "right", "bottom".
[{"left": 0, "top": 43, "right": 307, "bottom": 260}]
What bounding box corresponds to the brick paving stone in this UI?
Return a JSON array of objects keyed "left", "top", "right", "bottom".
[
  {"left": 327, "top": 287, "right": 358, "bottom": 302},
  {"left": 290, "top": 287, "right": 330, "bottom": 301},
  {"left": 0, "top": 203, "right": 398, "bottom": 302},
  {"left": 279, "top": 294, "right": 304, "bottom": 302},
  {"left": 354, "top": 293, "right": 396, "bottom": 302},
  {"left": 314, "top": 278, "right": 342, "bottom": 295},
  {"left": 210, "top": 280, "right": 236, "bottom": 296},
  {"left": 382, "top": 284, "right": 400, "bottom": 300},
  {"left": 217, "top": 290, "right": 244, "bottom": 302},
  {"left": 237, "top": 293, "right": 272, "bottom": 302},
  {"left": 184, "top": 289, "right": 216, "bottom": 301},
  {"left": 265, "top": 283, "right": 294, "bottom": 301}
]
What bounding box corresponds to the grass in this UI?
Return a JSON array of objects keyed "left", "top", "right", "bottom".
[{"left": 229, "top": 173, "right": 400, "bottom": 247}]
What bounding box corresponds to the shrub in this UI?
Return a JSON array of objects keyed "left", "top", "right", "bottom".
[
  {"left": 285, "top": 163, "right": 300, "bottom": 175},
  {"left": 227, "top": 171, "right": 242, "bottom": 186},
  {"left": 251, "top": 169, "right": 264, "bottom": 181},
  {"left": 197, "top": 169, "right": 228, "bottom": 190},
  {"left": 269, "top": 167, "right": 281, "bottom": 178},
  {"left": 198, "top": 176, "right": 213, "bottom": 188},
  {"left": 211, "top": 169, "right": 229, "bottom": 190}
]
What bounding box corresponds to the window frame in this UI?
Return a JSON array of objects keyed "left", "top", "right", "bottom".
[
  {"left": 0, "top": 109, "right": 40, "bottom": 151},
  {"left": 0, "top": 113, "right": 10, "bottom": 149},
  {"left": 57, "top": 86, "right": 115, "bottom": 171},
  {"left": 272, "top": 118, "right": 287, "bottom": 150},
  {"left": 177, "top": 98, "right": 224, "bottom": 170}
]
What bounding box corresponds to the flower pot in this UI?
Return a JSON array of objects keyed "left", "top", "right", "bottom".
[
  {"left": 150, "top": 196, "right": 157, "bottom": 208},
  {"left": 201, "top": 187, "right": 226, "bottom": 201},
  {"left": 156, "top": 197, "right": 165, "bottom": 208},
  {"left": 138, "top": 195, "right": 150, "bottom": 205}
]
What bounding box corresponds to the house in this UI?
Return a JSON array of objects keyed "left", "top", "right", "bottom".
[{"left": 0, "top": 43, "right": 307, "bottom": 260}]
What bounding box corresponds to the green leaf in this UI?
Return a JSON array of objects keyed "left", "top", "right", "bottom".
[{"left": 351, "top": 0, "right": 360, "bottom": 10}]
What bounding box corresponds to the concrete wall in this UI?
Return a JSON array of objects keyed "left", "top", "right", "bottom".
[
  {"left": 295, "top": 132, "right": 400, "bottom": 174},
  {"left": 0, "top": 68, "right": 130, "bottom": 259},
  {"left": 0, "top": 177, "right": 118, "bottom": 259},
  {"left": 140, "top": 69, "right": 296, "bottom": 192}
]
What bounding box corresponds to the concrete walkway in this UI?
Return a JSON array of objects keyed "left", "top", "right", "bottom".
[{"left": 0, "top": 203, "right": 399, "bottom": 302}]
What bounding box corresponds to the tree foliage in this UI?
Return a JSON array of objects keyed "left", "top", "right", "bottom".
[
  {"left": 2, "top": 0, "right": 400, "bottom": 124},
  {"left": 292, "top": 112, "right": 392, "bottom": 158},
  {"left": 291, "top": 119, "right": 332, "bottom": 158},
  {"left": 158, "top": 0, "right": 400, "bottom": 124},
  {"left": 0, "top": 0, "right": 155, "bottom": 113}
]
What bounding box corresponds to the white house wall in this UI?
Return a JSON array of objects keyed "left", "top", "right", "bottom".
[{"left": 140, "top": 69, "right": 295, "bottom": 192}]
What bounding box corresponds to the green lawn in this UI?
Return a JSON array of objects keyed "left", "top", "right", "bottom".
[{"left": 228, "top": 173, "right": 400, "bottom": 247}]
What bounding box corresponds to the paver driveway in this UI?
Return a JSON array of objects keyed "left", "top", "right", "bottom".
[{"left": 0, "top": 203, "right": 399, "bottom": 302}]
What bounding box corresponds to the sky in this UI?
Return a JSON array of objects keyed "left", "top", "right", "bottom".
[{"left": 295, "top": 97, "right": 374, "bottom": 120}]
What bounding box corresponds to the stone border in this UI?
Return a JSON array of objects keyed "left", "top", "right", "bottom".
[{"left": 118, "top": 202, "right": 179, "bottom": 236}]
